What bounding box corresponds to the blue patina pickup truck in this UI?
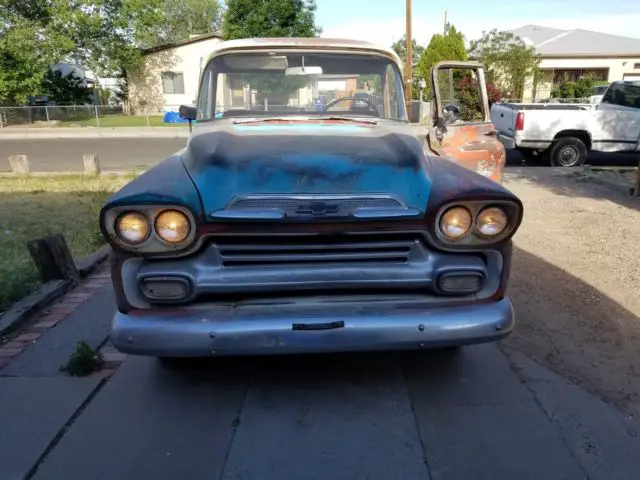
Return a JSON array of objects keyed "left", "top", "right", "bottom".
[{"left": 100, "top": 38, "right": 522, "bottom": 363}]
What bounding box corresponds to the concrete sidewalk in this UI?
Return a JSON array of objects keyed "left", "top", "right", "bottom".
[
  {"left": 0, "top": 126, "right": 190, "bottom": 140},
  {"left": 0, "top": 124, "right": 428, "bottom": 140}
]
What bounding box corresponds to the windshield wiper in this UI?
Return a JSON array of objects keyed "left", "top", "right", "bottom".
[{"left": 232, "top": 116, "right": 378, "bottom": 125}]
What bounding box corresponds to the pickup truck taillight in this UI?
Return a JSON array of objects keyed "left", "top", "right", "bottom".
[{"left": 515, "top": 112, "right": 524, "bottom": 131}]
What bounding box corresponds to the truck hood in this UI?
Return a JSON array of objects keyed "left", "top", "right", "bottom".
[{"left": 181, "top": 121, "right": 432, "bottom": 221}]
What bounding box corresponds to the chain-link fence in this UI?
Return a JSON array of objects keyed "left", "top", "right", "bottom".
[{"left": 0, "top": 104, "right": 190, "bottom": 129}]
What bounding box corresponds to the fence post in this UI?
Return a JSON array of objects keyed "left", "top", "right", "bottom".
[
  {"left": 9, "top": 155, "right": 30, "bottom": 175},
  {"left": 94, "top": 105, "right": 100, "bottom": 128},
  {"left": 45, "top": 106, "right": 51, "bottom": 127},
  {"left": 146, "top": 115, "right": 150, "bottom": 127},
  {"left": 83, "top": 154, "right": 101, "bottom": 175}
]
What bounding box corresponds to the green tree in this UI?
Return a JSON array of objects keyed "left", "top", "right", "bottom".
[
  {"left": 0, "top": 0, "right": 165, "bottom": 103},
  {"left": 415, "top": 26, "right": 467, "bottom": 97},
  {"left": 468, "top": 29, "right": 541, "bottom": 100},
  {"left": 391, "top": 35, "right": 425, "bottom": 100},
  {"left": 222, "top": 0, "right": 321, "bottom": 105},
  {"left": 391, "top": 35, "right": 425, "bottom": 70},
  {"left": 222, "top": 0, "right": 320, "bottom": 40},
  {"left": 42, "top": 70, "right": 93, "bottom": 104},
  {"left": 161, "top": 0, "right": 222, "bottom": 43}
]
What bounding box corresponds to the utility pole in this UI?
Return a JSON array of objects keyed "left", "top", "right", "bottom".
[
  {"left": 405, "top": 0, "right": 412, "bottom": 110},
  {"left": 444, "top": 10, "right": 448, "bottom": 34}
]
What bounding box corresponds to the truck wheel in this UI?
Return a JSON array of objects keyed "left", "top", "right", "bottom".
[{"left": 549, "top": 138, "right": 587, "bottom": 167}]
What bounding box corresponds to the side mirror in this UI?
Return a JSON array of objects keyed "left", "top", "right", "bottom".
[{"left": 178, "top": 105, "right": 197, "bottom": 121}]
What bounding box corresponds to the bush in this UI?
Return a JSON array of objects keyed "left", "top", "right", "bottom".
[{"left": 457, "top": 75, "right": 505, "bottom": 121}]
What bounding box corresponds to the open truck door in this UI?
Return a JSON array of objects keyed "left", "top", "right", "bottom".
[{"left": 426, "top": 61, "right": 506, "bottom": 184}]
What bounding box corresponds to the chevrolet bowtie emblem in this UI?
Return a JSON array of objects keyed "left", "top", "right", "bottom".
[{"left": 294, "top": 202, "right": 340, "bottom": 216}]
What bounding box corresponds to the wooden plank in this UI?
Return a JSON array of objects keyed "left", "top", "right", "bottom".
[
  {"left": 82, "top": 154, "right": 100, "bottom": 175},
  {"left": 9, "top": 155, "right": 29, "bottom": 175},
  {"left": 27, "top": 234, "right": 79, "bottom": 283}
]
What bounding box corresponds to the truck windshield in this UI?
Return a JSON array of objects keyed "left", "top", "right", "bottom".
[{"left": 196, "top": 52, "right": 406, "bottom": 121}]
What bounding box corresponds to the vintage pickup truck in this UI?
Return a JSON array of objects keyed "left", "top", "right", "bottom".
[{"left": 100, "top": 38, "right": 523, "bottom": 363}]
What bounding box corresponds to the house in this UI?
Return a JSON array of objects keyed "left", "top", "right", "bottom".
[
  {"left": 128, "top": 32, "right": 224, "bottom": 114},
  {"left": 512, "top": 25, "right": 640, "bottom": 101}
]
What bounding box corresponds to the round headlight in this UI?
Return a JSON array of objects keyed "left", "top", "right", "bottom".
[
  {"left": 115, "top": 212, "right": 150, "bottom": 244},
  {"left": 440, "top": 207, "right": 472, "bottom": 240},
  {"left": 476, "top": 207, "right": 508, "bottom": 237},
  {"left": 154, "top": 210, "right": 191, "bottom": 244}
]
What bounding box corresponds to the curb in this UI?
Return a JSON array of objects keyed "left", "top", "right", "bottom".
[
  {"left": 0, "top": 128, "right": 190, "bottom": 140},
  {"left": 0, "top": 245, "right": 111, "bottom": 337}
]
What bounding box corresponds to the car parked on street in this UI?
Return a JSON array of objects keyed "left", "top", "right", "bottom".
[{"left": 100, "top": 38, "right": 523, "bottom": 362}]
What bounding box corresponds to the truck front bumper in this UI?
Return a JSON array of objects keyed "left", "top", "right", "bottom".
[{"left": 111, "top": 297, "right": 515, "bottom": 357}]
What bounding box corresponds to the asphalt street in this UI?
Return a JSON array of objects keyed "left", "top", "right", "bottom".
[
  {"left": 0, "top": 138, "right": 187, "bottom": 173},
  {"left": 0, "top": 137, "right": 638, "bottom": 173}
]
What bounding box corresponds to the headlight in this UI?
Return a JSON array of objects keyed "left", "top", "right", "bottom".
[
  {"left": 154, "top": 209, "right": 191, "bottom": 244},
  {"left": 115, "top": 212, "right": 150, "bottom": 244},
  {"left": 476, "top": 207, "right": 508, "bottom": 237},
  {"left": 439, "top": 206, "right": 472, "bottom": 240}
]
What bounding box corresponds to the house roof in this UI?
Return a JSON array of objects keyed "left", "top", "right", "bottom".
[
  {"left": 512, "top": 25, "right": 640, "bottom": 57},
  {"left": 142, "top": 32, "right": 222, "bottom": 55}
]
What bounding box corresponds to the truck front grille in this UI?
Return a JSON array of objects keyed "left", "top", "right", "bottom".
[{"left": 213, "top": 233, "right": 422, "bottom": 267}]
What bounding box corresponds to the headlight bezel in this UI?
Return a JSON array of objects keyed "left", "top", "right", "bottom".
[
  {"left": 434, "top": 200, "right": 521, "bottom": 246},
  {"left": 103, "top": 205, "right": 197, "bottom": 253}
]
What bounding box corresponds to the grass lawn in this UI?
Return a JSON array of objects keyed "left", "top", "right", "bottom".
[
  {"left": 58, "top": 115, "right": 188, "bottom": 128},
  {"left": 0, "top": 175, "right": 135, "bottom": 313}
]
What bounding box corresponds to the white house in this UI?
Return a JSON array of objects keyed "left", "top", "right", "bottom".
[
  {"left": 512, "top": 25, "right": 640, "bottom": 101},
  {"left": 128, "top": 32, "right": 224, "bottom": 113}
]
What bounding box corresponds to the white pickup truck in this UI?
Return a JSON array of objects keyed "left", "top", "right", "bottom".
[{"left": 491, "top": 81, "right": 640, "bottom": 166}]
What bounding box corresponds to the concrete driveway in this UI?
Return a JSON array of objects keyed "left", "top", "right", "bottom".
[{"left": 2, "top": 168, "right": 640, "bottom": 480}]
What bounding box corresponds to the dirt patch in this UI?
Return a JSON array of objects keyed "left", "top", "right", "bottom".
[{"left": 502, "top": 168, "right": 640, "bottom": 417}]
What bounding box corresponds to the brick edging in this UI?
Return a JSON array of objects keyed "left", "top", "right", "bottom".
[{"left": 0, "top": 264, "right": 127, "bottom": 374}]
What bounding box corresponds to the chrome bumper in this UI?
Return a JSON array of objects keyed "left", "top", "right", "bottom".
[{"left": 111, "top": 297, "right": 515, "bottom": 357}]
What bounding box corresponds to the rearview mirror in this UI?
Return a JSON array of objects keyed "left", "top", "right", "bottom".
[
  {"left": 285, "top": 66, "right": 323, "bottom": 76},
  {"left": 179, "top": 105, "right": 197, "bottom": 121}
]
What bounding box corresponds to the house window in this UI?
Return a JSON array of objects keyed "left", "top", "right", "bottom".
[
  {"left": 162, "top": 72, "right": 185, "bottom": 94},
  {"left": 634, "top": 63, "right": 640, "bottom": 69}
]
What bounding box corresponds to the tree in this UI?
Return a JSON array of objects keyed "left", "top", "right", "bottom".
[
  {"left": 222, "top": 0, "right": 320, "bottom": 40},
  {"left": 468, "top": 29, "right": 541, "bottom": 100},
  {"left": 42, "top": 70, "right": 93, "bottom": 104},
  {"left": 221, "top": 0, "right": 321, "bottom": 105},
  {"left": 161, "top": 0, "right": 222, "bottom": 43},
  {"left": 391, "top": 35, "right": 425, "bottom": 100},
  {"left": 0, "top": 0, "right": 165, "bottom": 103},
  {"left": 391, "top": 35, "right": 425, "bottom": 71},
  {"left": 415, "top": 26, "right": 467, "bottom": 98}
]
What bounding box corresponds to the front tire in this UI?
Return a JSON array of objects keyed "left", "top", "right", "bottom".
[{"left": 549, "top": 137, "right": 587, "bottom": 167}]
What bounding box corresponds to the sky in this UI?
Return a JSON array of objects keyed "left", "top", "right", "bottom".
[{"left": 315, "top": 0, "right": 640, "bottom": 47}]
